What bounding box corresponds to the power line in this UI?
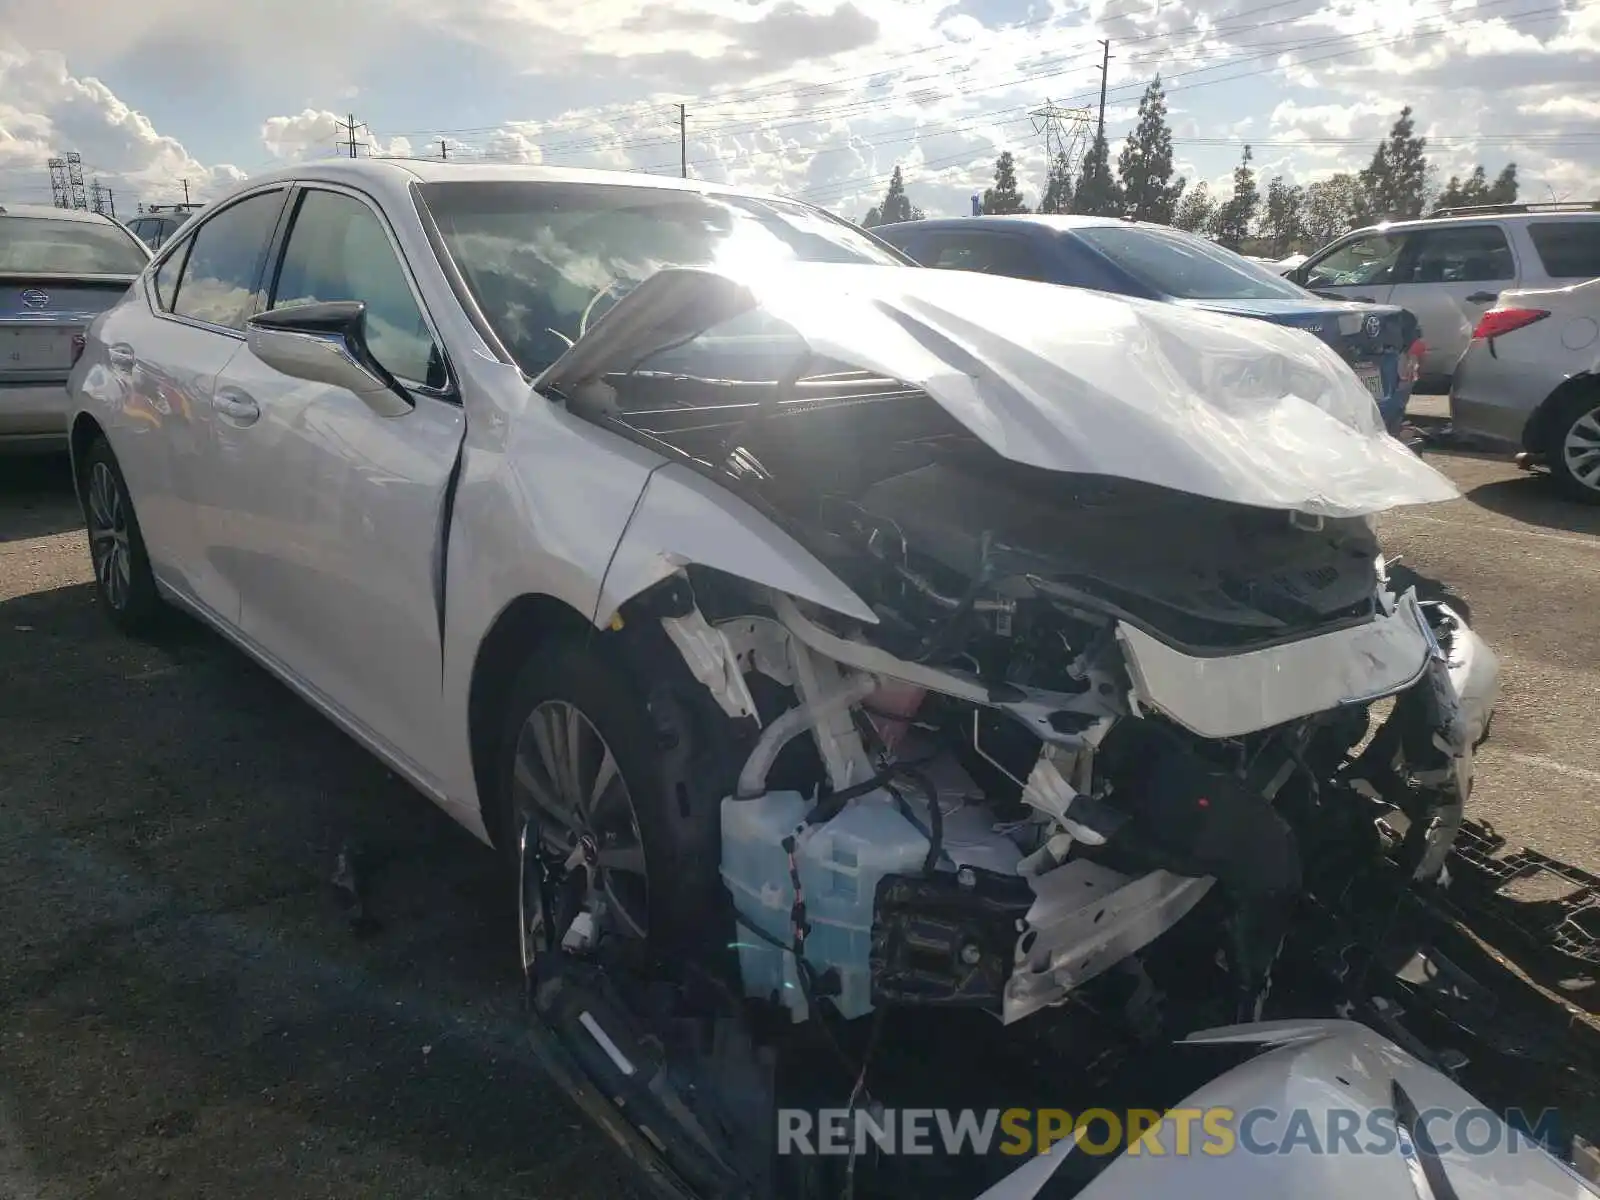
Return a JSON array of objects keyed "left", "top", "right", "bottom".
[
  {"left": 357, "top": 0, "right": 1357, "bottom": 164},
  {"left": 446, "top": 0, "right": 1554, "bottom": 191},
  {"left": 441, "top": 0, "right": 1544, "bottom": 170},
  {"left": 789, "top": 0, "right": 1562, "bottom": 203}
]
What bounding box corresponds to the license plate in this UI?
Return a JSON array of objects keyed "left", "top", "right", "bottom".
[
  {"left": 0, "top": 327, "right": 75, "bottom": 372},
  {"left": 1355, "top": 362, "right": 1385, "bottom": 400}
]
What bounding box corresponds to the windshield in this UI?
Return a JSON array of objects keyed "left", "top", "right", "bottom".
[
  {"left": 0, "top": 215, "right": 149, "bottom": 274},
  {"left": 420, "top": 181, "right": 906, "bottom": 375},
  {"left": 1073, "top": 225, "right": 1310, "bottom": 301}
]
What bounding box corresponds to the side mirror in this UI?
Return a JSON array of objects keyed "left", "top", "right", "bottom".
[{"left": 246, "top": 301, "right": 413, "bottom": 417}]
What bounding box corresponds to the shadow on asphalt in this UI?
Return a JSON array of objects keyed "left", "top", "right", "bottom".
[
  {"left": 0, "top": 581, "right": 629, "bottom": 1199},
  {"left": 0, "top": 453, "right": 81, "bottom": 543},
  {"left": 1467, "top": 475, "right": 1600, "bottom": 537}
]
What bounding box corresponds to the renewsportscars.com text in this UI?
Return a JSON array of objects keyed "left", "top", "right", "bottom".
[{"left": 777, "top": 1105, "right": 1562, "bottom": 1158}]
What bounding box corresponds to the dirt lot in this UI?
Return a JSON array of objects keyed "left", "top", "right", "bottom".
[{"left": 2, "top": 402, "right": 1598, "bottom": 1198}]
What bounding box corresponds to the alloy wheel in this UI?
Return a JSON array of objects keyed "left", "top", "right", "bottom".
[
  {"left": 511, "top": 699, "right": 650, "bottom": 940},
  {"left": 86, "top": 460, "right": 132, "bottom": 612},
  {"left": 1562, "top": 404, "right": 1600, "bottom": 495}
]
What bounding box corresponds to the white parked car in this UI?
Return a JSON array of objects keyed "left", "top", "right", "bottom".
[
  {"left": 1288, "top": 203, "right": 1600, "bottom": 388},
  {"left": 67, "top": 159, "right": 1512, "bottom": 1196}
]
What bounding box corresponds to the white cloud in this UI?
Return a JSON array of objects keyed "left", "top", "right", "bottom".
[
  {"left": 0, "top": 36, "right": 245, "bottom": 210},
  {"left": 260, "top": 109, "right": 413, "bottom": 162},
  {"left": 2, "top": 0, "right": 1598, "bottom": 225}
]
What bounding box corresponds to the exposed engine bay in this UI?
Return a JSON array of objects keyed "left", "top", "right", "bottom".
[{"left": 511, "top": 265, "right": 1527, "bottom": 1198}]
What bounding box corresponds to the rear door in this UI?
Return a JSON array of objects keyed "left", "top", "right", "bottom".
[
  {"left": 1385, "top": 222, "right": 1516, "bottom": 380},
  {"left": 215, "top": 183, "right": 462, "bottom": 776},
  {"left": 103, "top": 186, "right": 289, "bottom": 623}
]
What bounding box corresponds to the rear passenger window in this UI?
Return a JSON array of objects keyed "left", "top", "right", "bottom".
[
  {"left": 172, "top": 190, "right": 286, "bottom": 330},
  {"left": 269, "top": 188, "right": 444, "bottom": 387},
  {"left": 1528, "top": 222, "right": 1600, "bottom": 279},
  {"left": 1402, "top": 225, "right": 1514, "bottom": 284}
]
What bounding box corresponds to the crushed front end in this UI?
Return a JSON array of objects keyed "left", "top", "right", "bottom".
[{"left": 513, "top": 263, "right": 1519, "bottom": 1198}]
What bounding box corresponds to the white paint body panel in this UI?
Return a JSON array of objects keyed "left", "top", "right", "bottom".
[
  {"left": 540, "top": 262, "right": 1460, "bottom": 518},
  {"left": 982, "top": 1020, "right": 1594, "bottom": 1200}
]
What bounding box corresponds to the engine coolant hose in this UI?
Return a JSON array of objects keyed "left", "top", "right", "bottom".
[{"left": 734, "top": 672, "right": 880, "bottom": 799}]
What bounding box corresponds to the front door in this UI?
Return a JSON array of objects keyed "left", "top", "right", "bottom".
[
  {"left": 1385, "top": 223, "right": 1516, "bottom": 382},
  {"left": 1297, "top": 230, "right": 1403, "bottom": 305},
  {"left": 212, "top": 184, "right": 463, "bottom": 777}
]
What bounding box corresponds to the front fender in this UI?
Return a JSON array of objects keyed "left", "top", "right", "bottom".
[{"left": 597, "top": 462, "right": 876, "bottom": 627}]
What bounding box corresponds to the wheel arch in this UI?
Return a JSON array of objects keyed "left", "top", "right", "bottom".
[
  {"left": 466, "top": 591, "right": 596, "bottom": 851},
  {"left": 1523, "top": 371, "right": 1599, "bottom": 453},
  {"left": 68, "top": 412, "right": 106, "bottom": 495}
]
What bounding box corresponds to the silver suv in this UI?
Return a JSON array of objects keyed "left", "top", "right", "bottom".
[{"left": 1287, "top": 203, "right": 1600, "bottom": 389}]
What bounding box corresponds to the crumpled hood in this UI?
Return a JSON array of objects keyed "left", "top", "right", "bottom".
[{"left": 535, "top": 261, "right": 1458, "bottom": 517}]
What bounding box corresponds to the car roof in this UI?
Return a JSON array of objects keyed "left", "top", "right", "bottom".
[
  {"left": 874, "top": 214, "right": 1178, "bottom": 236},
  {"left": 1341, "top": 210, "right": 1600, "bottom": 238},
  {"left": 0, "top": 202, "right": 125, "bottom": 225},
  {"left": 226, "top": 157, "right": 797, "bottom": 211}
]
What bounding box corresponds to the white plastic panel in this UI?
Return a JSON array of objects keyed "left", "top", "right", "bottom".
[{"left": 1115, "top": 591, "right": 1435, "bottom": 739}]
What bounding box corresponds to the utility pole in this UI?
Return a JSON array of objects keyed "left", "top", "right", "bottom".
[
  {"left": 678, "top": 103, "right": 687, "bottom": 178},
  {"left": 105, "top": 187, "right": 116, "bottom": 220},
  {"left": 335, "top": 113, "right": 367, "bottom": 159},
  {"left": 1094, "top": 39, "right": 1113, "bottom": 143},
  {"left": 439, "top": 138, "right": 448, "bottom": 160}
]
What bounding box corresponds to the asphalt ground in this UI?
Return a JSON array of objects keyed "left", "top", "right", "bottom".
[{"left": 1, "top": 400, "right": 1597, "bottom": 1198}]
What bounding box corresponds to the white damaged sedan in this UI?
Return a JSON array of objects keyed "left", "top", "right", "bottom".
[{"left": 69, "top": 160, "right": 1513, "bottom": 1198}]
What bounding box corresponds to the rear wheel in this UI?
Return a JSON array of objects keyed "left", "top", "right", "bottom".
[
  {"left": 1548, "top": 387, "right": 1600, "bottom": 505},
  {"left": 79, "top": 437, "right": 164, "bottom": 634}
]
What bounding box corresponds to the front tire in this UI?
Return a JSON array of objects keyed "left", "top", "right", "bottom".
[
  {"left": 1548, "top": 387, "right": 1600, "bottom": 505},
  {"left": 79, "top": 437, "right": 164, "bottom": 634},
  {"left": 495, "top": 637, "right": 723, "bottom": 951}
]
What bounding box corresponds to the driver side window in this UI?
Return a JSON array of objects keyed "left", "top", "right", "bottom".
[
  {"left": 1304, "top": 233, "right": 1404, "bottom": 288},
  {"left": 269, "top": 188, "right": 444, "bottom": 388}
]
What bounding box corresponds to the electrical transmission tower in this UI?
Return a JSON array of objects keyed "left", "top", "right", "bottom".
[
  {"left": 90, "top": 179, "right": 117, "bottom": 219},
  {"left": 65, "top": 152, "right": 88, "bottom": 210},
  {"left": 1029, "top": 101, "right": 1092, "bottom": 169},
  {"left": 48, "top": 158, "right": 71, "bottom": 208}
]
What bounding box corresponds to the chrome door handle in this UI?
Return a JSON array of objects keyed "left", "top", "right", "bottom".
[
  {"left": 1466, "top": 291, "right": 1498, "bottom": 303},
  {"left": 213, "top": 388, "right": 260, "bottom": 426},
  {"left": 108, "top": 343, "right": 137, "bottom": 371}
]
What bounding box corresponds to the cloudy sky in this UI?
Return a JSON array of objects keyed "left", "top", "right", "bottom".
[{"left": 1, "top": 0, "right": 1596, "bottom": 224}]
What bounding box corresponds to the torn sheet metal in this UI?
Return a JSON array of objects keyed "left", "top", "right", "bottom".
[{"left": 537, "top": 263, "right": 1460, "bottom": 518}]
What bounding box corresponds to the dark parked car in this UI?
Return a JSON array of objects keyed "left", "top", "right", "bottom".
[{"left": 875, "top": 215, "right": 1422, "bottom": 432}]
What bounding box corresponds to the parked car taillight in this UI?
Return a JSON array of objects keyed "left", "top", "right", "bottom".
[
  {"left": 1400, "top": 339, "right": 1425, "bottom": 385},
  {"left": 1471, "top": 308, "right": 1549, "bottom": 340},
  {"left": 70, "top": 334, "right": 86, "bottom": 365}
]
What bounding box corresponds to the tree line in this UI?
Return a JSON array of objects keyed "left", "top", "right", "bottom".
[{"left": 860, "top": 80, "right": 1519, "bottom": 257}]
